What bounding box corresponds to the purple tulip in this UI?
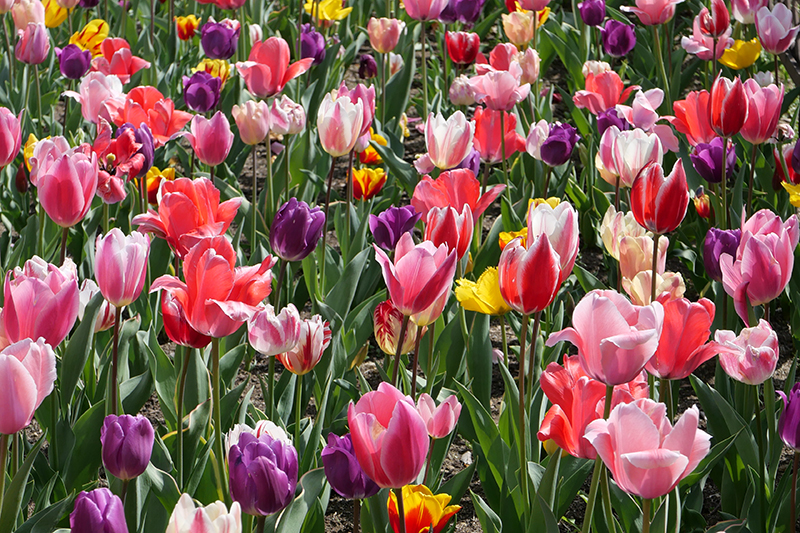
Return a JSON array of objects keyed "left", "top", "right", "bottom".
[
  {"left": 439, "top": 0, "right": 485, "bottom": 25},
  {"left": 540, "top": 123, "right": 580, "bottom": 167},
  {"left": 182, "top": 71, "right": 222, "bottom": 113},
  {"left": 270, "top": 198, "right": 326, "bottom": 262},
  {"left": 690, "top": 137, "right": 736, "bottom": 184},
  {"left": 359, "top": 54, "right": 378, "bottom": 79},
  {"left": 201, "top": 19, "right": 240, "bottom": 60},
  {"left": 321, "top": 433, "right": 380, "bottom": 499},
  {"left": 300, "top": 24, "right": 326, "bottom": 65},
  {"left": 454, "top": 147, "right": 481, "bottom": 176},
  {"left": 117, "top": 122, "right": 155, "bottom": 178},
  {"left": 70, "top": 488, "right": 128, "bottom": 533},
  {"left": 100, "top": 414, "right": 154, "bottom": 481},
  {"left": 369, "top": 205, "right": 421, "bottom": 251},
  {"left": 601, "top": 20, "right": 636, "bottom": 57},
  {"left": 57, "top": 44, "right": 92, "bottom": 80},
  {"left": 703, "top": 227, "right": 742, "bottom": 282},
  {"left": 579, "top": 0, "right": 605, "bottom": 27},
  {"left": 79, "top": 0, "right": 100, "bottom": 7},
  {"left": 779, "top": 383, "right": 800, "bottom": 450},
  {"left": 228, "top": 432, "right": 298, "bottom": 516},
  {"left": 597, "top": 108, "right": 629, "bottom": 136}
]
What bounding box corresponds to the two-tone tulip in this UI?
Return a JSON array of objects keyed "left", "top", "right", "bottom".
[{"left": 630, "top": 160, "right": 689, "bottom": 235}]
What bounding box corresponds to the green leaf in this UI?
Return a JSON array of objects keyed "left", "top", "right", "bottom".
[
  {"left": 275, "top": 469, "right": 327, "bottom": 533},
  {"left": 13, "top": 494, "right": 73, "bottom": 533},
  {"left": 64, "top": 400, "right": 106, "bottom": 492},
  {"left": 470, "top": 490, "right": 502, "bottom": 533},
  {"left": 61, "top": 293, "right": 104, "bottom": 413},
  {"left": 139, "top": 330, "right": 177, "bottom": 427},
  {"left": 467, "top": 313, "right": 492, "bottom": 409},
  {"left": 0, "top": 433, "right": 45, "bottom": 533}
]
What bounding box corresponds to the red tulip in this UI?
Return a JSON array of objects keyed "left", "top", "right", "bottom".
[
  {"left": 472, "top": 106, "right": 525, "bottom": 164},
  {"left": 669, "top": 90, "right": 716, "bottom": 146},
  {"left": 424, "top": 204, "right": 474, "bottom": 261},
  {"left": 91, "top": 38, "right": 150, "bottom": 84},
  {"left": 630, "top": 160, "right": 689, "bottom": 235},
  {"left": 161, "top": 291, "right": 211, "bottom": 348},
  {"left": 710, "top": 74, "right": 748, "bottom": 137},
  {"left": 445, "top": 31, "right": 480, "bottom": 66},
  {"left": 411, "top": 168, "right": 505, "bottom": 220},
  {"left": 699, "top": 0, "right": 730, "bottom": 37},
  {"left": 497, "top": 233, "right": 561, "bottom": 315}
]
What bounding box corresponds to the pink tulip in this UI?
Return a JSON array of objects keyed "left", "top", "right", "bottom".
[
  {"left": 29, "top": 136, "right": 70, "bottom": 187},
  {"left": 276, "top": 315, "right": 331, "bottom": 375},
  {"left": 78, "top": 279, "right": 116, "bottom": 333},
  {"left": 37, "top": 143, "right": 99, "bottom": 228},
  {"left": 424, "top": 205, "right": 474, "bottom": 261},
  {"left": 612, "top": 128, "right": 663, "bottom": 188},
  {"left": 411, "top": 288, "right": 450, "bottom": 328},
  {"left": 270, "top": 96, "right": 305, "bottom": 136},
  {"left": 468, "top": 63, "right": 531, "bottom": 112},
  {"left": 91, "top": 38, "right": 151, "bottom": 84},
  {"left": 403, "top": 0, "right": 447, "bottom": 20},
  {"left": 95, "top": 229, "right": 150, "bottom": 308},
  {"left": 161, "top": 292, "right": 211, "bottom": 349},
  {"left": 0, "top": 338, "right": 57, "bottom": 434},
  {"left": 347, "top": 382, "right": 429, "bottom": 488},
  {"left": 368, "top": 17, "right": 405, "bottom": 54},
  {"left": 185, "top": 111, "right": 234, "bottom": 167},
  {"left": 424, "top": 111, "right": 475, "bottom": 170},
  {"left": 317, "top": 92, "right": 364, "bottom": 158},
  {"left": 235, "top": 37, "right": 313, "bottom": 98},
  {"left": 247, "top": 304, "right": 302, "bottom": 357},
  {"left": 615, "top": 89, "right": 679, "bottom": 152},
  {"left": 584, "top": 399, "right": 711, "bottom": 499},
  {"left": 715, "top": 319, "right": 779, "bottom": 385},
  {"left": 472, "top": 107, "right": 526, "bottom": 164},
  {"left": 527, "top": 201, "right": 579, "bottom": 285},
  {"left": 681, "top": 15, "right": 732, "bottom": 61},
  {"left": 740, "top": 79, "right": 784, "bottom": 145},
  {"left": 595, "top": 126, "right": 621, "bottom": 186},
  {"left": 15, "top": 22, "right": 50, "bottom": 65},
  {"left": 334, "top": 82, "right": 375, "bottom": 138},
  {"left": 621, "top": 0, "right": 683, "bottom": 25},
  {"left": 411, "top": 168, "right": 505, "bottom": 220},
  {"left": 518, "top": 48, "right": 540, "bottom": 86},
  {"left": 719, "top": 210, "right": 799, "bottom": 324},
  {"left": 731, "top": 0, "right": 767, "bottom": 24},
  {"left": 755, "top": 4, "right": 800, "bottom": 55},
  {"left": 232, "top": 100, "right": 271, "bottom": 146},
  {"left": 0, "top": 0, "right": 14, "bottom": 12},
  {"left": 417, "top": 394, "right": 461, "bottom": 439},
  {"left": 373, "top": 232, "right": 458, "bottom": 317},
  {"left": 573, "top": 71, "right": 639, "bottom": 116},
  {"left": 2, "top": 256, "right": 79, "bottom": 347},
  {"left": 546, "top": 289, "right": 664, "bottom": 386},
  {"left": 518, "top": 0, "right": 550, "bottom": 10},
  {"left": 0, "top": 107, "right": 22, "bottom": 168},
  {"left": 63, "top": 72, "right": 126, "bottom": 124},
  {"left": 11, "top": 0, "right": 44, "bottom": 31}
]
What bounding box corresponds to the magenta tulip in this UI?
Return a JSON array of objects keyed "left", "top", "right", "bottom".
[
  {"left": 185, "top": 111, "right": 235, "bottom": 167},
  {"left": 0, "top": 107, "right": 22, "bottom": 168},
  {"left": 95, "top": 229, "right": 150, "bottom": 308},
  {"left": 15, "top": 22, "right": 49, "bottom": 65},
  {"left": 740, "top": 79, "right": 784, "bottom": 146},
  {"left": 755, "top": 4, "right": 800, "bottom": 55},
  {"left": 715, "top": 319, "right": 779, "bottom": 385},
  {"left": 0, "top": 338, "right": 57, "bottom": 434}
]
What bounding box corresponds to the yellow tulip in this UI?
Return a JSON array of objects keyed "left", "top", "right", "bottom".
[
  {"left": 70, "top": 19, "right": 110, "bottom": 57},
  {"left": 23, "top": 133, "right": 46, "bottom": 171},
  {"left": 303, "top": 0, "right": 352, "bottom": 21},
  {"left": 719, "top": 39, "right": 761, "bottom": 70},
  {"left": 531, "top": 196, "right": 560, "bottom": 209},
  {"left": 455, "top": 267, "right": 512, "bottom": 315},
  {"left": 44, "top": 0, "right": 69, "bottom": 28},
  {"left": 193, "top": 59, "right": 231, "bottom": 85},
  {"left": 352, "top": 168, "right": 386, "bottom": 200},
  {"left": 499, "top": 227, "right": 527, "bottom": 249},
  {"left": 387, "top": 485, "right": 460, "bottom": 533},
  {"left": 145, "top": 166, "right": 177, "bottom": 204},
  {"left": 781, "top": 182, "right": 800, "bottom": 208}
]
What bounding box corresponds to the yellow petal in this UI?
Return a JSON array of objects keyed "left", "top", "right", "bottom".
[
  {"left": 781, "top": 181, "right": 800, "bottom": 208},
  {"left": 719, "top": 39, "right": 761, "bottom": 70}
]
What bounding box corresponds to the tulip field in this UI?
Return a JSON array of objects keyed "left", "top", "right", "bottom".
[{"left": 3, "top": 0, "right": 800, "bottom": 531}]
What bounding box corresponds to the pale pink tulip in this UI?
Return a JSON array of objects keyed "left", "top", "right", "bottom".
[
  {"left": 367, "top": 17, "right": 405, "bottom": 54},
  {"left": 715, "top": 319, "right": 779, "bottom": 385},
  {"left": 615, "top": 89, "right": 679, "bottom": 152},
  {"left": 403, "top": 0, "right": 447, "bottom": 20},
  {"left": 755, "top": 4, "right": 800, "bottom": 55},
  {"left": 276, "top": 315, "right": 331, "bottom": 375},
  {"left": 424, "top": 111, "right": 474, "bottom": 170},
  {"left": 166, "top": 493, "right": 242, "bottom": 533},
  {"left": 740, "top": 79, "right": 784, "bottom": 145},
  {"left": 595, "top": 125, "right": 621, "bottom": 186},
  {"left": 78, "top": 279, "right": 116, "bottom": 333},
  {"left": 517, "top": 47, "right": 540, "bottom": 85},
  {"left": 185, "top": 111, "right": 234, "bottom": 167},
  {"left": 468, "top": 63, "right": 531, "bottom": 111},
  {"left": 618, "top": 234, "right": 668, "bottom": 281},
  {"left": 527, "top": 201, "right": 579, "bottom": 285},
  {"left": 612, "top": 128, "right": 663, "bottom": 188},
  {"left": 37, "top": 144, "right": 99, "bottom": 228},
  {"left": 317, "top": 92, "right": 364, "bottom": 158},
  {"left": 334, "top": 82, "right": 375, "bottom": 137},
  {"left": 623, "top": 270, "right": 686, "bottom": 306},
  {"left": 270, "top": 96, "right": 306, "bottom": 135},
  {"left": 731, "top": 0, "right": 767, "bottom": 24},
  {"left": 63, "top": 72, "right": 126, "bottom": 124},
  {"left": 232, "top": 100, "right": 271, "bottom": 146},
  {"left": 417, "top": 394, "right": 461, "bottom": 439},
  {"left": 15, "top": 22, "right": 50, "bottom": 65},
  {"left": 247, "top": 304, "right": 302, "bottom": 357},
  {"left": 0, "top": 107, "right": 22, "bottom": 168},
  {"left": 11, "top": 0, "right": 44, "bottom": 30},
  {"left": 95, "top": 229, "right": 150, "bottom": 308},
  {"left": 621, "top": 0, "right": 684, "bottom": 25},
  {"left": 0, "top": 338, "right": 57, "bottom": 434}
]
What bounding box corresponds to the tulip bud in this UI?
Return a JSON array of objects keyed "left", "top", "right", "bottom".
[
  {"left": 358, "top": 54, "right": 377, "bottom": 79},
  {"left": 174, "top": 15, "right": 201, "bottom": 40},
  {"left": 692, "top": 186, "right": 713, "bottom": 219},
  {"left": 300, "top": 23, "right": 326, "bottom": 65},
  {"left": 166, "top": 493, "right": 242, "bottom": 533},
  {"left": 367, "top": 17, "right": 404, "bottom": 54},
  {"left": 57, "top": 43, "right": 91, "bottom": 79},
  {"left": 15, "top": 162, "right": 28, "bottom": 194},
  {"left": 699, "top": 0, "right": 730, "bottom": 38},
  {"left": 182, "top": 71, "right": 222, "bottom": 113},
  {"left": 579, "top": 0, "right": 605, "bottom": 26},
  {"left": 369, "top": 204, "right": 421, "bottom": 251},
  {"left": 321, "top": 433, "right": 381, "bottom": 499},
  {"left": 200, "top": 18, "right": 240, "bottom": 60},
  {"left": 502, "top": 11, "right": 534, "bottom": 46},
  {"left": 449, "top": 75, "right": 475, "bottom": 106},
  {"left": 710, "top": 74, "right": 748, "bottom": 137},
  {"left": 70, "top": 489, "right": 128, "bottom": 533},
  {"left": 100, "top": 414, "right": 155, "bottom": 480},
  {"left": 778, "top": 383, "right": 800, "bottom": 451},
  {"left": 247, "top": 304, "right": 302, "bottom": 357},
  {"left": 15, "top": 22, "right": 50, "bottom": 65},
  {"left": 445, "top": 31, "right": 480, "bottom": 66},
  {"left": 601, "top": 20, "right": 636, "bottom": 57},
  {"left": 95, "top": 229, "right": 150, "bottom": 308},
  {"left": 630, "top": 160, "right": 690, "bottom": 235},
  {"left": 228, "top": 432, "right": 298, "bottom": 516},
  {"left": 715, "top": 319, "right": 779, "bottom": 385},
  {"left": 232, "top": 100, "right": 271, "bottom": 146},
  {"left": 270, "top": 198, "right": 326, "bottom": 262},
  {"left": 270, "top": 95, "right": 306, "bottom": 135},
  {"left": 689, "top": 137, "right": 736, "bottom": 184},
  {"left": 417, "top": 393, "right": 462, "bottom": 439},
  {"left": 276, "top": 315, "right": 331, "bottom": 375}
]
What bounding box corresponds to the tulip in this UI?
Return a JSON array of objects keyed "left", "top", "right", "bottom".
[
  {"left": 573, "top": 71, "right": 639, "bottom": 115},
  {"left": 611, "top": 128, "right": 663, "bottom": 188},
  {"left": 348, "top": 382, "right": 429, "bottom": 488},
  {"left": 740, "top": 79, "right": 783, "bottom": 145},
  {"left": 424, "top": 205, "right": 474, "bottom": 261},
  {"left": 517, "top": 47, "right": 540, "bottom": 85},
  {"left": 449, "top": 74, "right": 475, "bottom": 104},
  {"left": 226, "top": 421, "right": 290, "bottom": 454},
  {"left": 778, "top": 383, "right": 800, "bottom": 450},
  {"left": 710, "top": 74, "right": 748, "bottom": 138},
  {"left": 146, "top": 167, "right": 176, "bottom": 205},
  {"left": 621, "top": 0, "right": 682, "bottom": 25},
  {"left": 175, "top": 14, "right": 201, "bottom": 40},
  {"left": 0, "top": 107, "right": 22, "bottom": 168},
  {"left": 232, "top": 100, "right": 270, "bottom": 146},
  {"left": 403, "top": 0, "right": 447, "bottom": 20},
  {"left": 321, "top": 433, "right": 381, "bottom": 499},
  {"left": 600, "top": 20, "right": 636, "bottom": 57},
  {"left": 95, "top": 229, "right": 149, "bottom": 308},
  {"left": 439, "top": 0, "right": 485, "bottom": 24},
  {"left": 599, "top": 205, "right": 647, "bottom": 260},
  {"left": 166, "top": 493, "right": 242, "bottom": 533},
  {"left": 12, "top": 0, "right": 44, "bottom": 30},
  {"left": 681, "top": 15, "right": 732, "bottom": 61},
  {"left": 68, "top": 19, "right": 107, "bottom": 56},
  {"left": 585, "top": 399, "right": 711, "bottom": 499},
  {"left": 276, "top": 315, "right": 331, "bottom": 375},
  {"left": 630, "top": 160, "right": 689, "bottom": 235},
  {"left": 91, "top": 38, "right": 150, "bottom": 84},
  {"left": 528, "top": 201, "right": 580, "bottom": 285},
  {"left": 732, "top": 0, "right": 767, "bottom": 23},
  {"left": 100, "top": 414, "right": 154, "bottom": 480},
  {"left": 374, "top": 299, "right": 420, "bottom": 355},
  {"left": 369, "top": 205, "right": 421, "bottom": 251},
  {"left": 502, "top": 11, "right": 534, "bottom": 45},
  {"left": 618, "top": 234, "right": 668, "bottom": 282},
  {"left": 547, "top": 290, "right": 664, "bottom": 385},
  {"left": 468, "top": 63, "right": 531, "bottom": 112},
  {"left": 412, "top": 168, "right": 504, "bottom": 219},
  {"left": 317, "top": 92, "right": 364, "bottom": 158},
  {"left": 669, "top": 90, "right": 716, "bottom": 147},
  {"left": 693, "top": 186, "right": 713, "bottom": 220},
  {"left": 455, "top": 267, "right": 512, "bottom": 315},
  {"left": 715, "top": 320, "right": 779, "bottom": 384},
  {"left": 703, "top": 228, "right": 741, "bottom": 282},
  {"left": 755, "top": 4, "right": 800, "bottom": 55},
  {"left": 270, "top": 198, "right": 325, "bottom": 262},
  {"left": 0, "top": 338, "right": 56, "bottom": 434},
  {"left": 699, "top": 0, "right": 730, "bottom": 37},
  {"left": 719, "top": 39, "right": 762, "bottom": 70},
  {"left": 105, "top": 86, "right": 192, "bottom": 147},
  {"left": 57, "top": 43, "right": 91, "bottom": 79},
  {"left": 193, "top": 58, "right": 232, "bottom": 85},
  {"left": 78, "top": 279, "right": 116, "bottom": 332},
  {"left": 247, "top": 304, "right": 301, "bottom": 358},
  {"left": 352, "top": 167, "right": 386, "bottom": 200},
  {"left": 37, "top": 143, "right": 98, "bottom": 228},
  {"left": 228, "top": 432, "right": 298, "bottom": 516},
  {"left": 417, "top": 394, "right": 461, "bottom": 439},
  {"left": 424, "top": 111, "right": 475, "bottom": 170},
  {"left": 70, "top": 489, "right": 128, "bottom": 533},
  {"left": 497, "top": 233, "right": 561, "bottom": 316},
  {"left": 15, "top": 22, "right": 50, "bottom": 64},
  {"left": 235, "top": 36, "right": 313, "bottom": 98},
  {"left": 445, "top": 31, "right": 480, "bottom": 66},
  {"left": 132, "top": 177, "right": 242, "bottom": 259},
  {"left": 62, "top": 71, "right": 124, "bottom": 124},
  {"left": 185, "top": 112, "right": 234, "bottom": 167},
  {"left": 387, "top": 484, "right": 461, "bottom": 533},
  {"left": 333, "top": 82, "right": 375, "bottom": 138},
  {"left": 303, "top": 0, "right": 352, "bottom": 20},
  {"left": 300, "top": 23, "right": 326, "bottom": 65},
  {"left": 161, "top": 291, "right": 212, "bottom": 348},
  {"left": 533, "top": 122, "right": 581, "bottom": 167},
  {"left": 690, "top": 138, "right": 736, "bottom": 184},
  {"left": 270, "top": 96, "right": 306, "bottom": 135},
  {"left": 358, "top": 54, "right": 377, "bottom": 79},
  {"left": 368, "top": 17, "right": 404, "bottom": 54},
  {"left": 2, "top": 256, "right": 79, "bottom": 347},
  {"left": 182, "top": 71, "right": 221, "bottom": 113},
  {"left": 200, "top": 18, "right": 239, "bottom": 60},
  {"left": 579, "top": 0, "right": 605, "bottom": 26}
]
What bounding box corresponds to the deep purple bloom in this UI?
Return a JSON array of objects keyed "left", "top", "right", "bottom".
[
  {"left": 57, "top": 44, "right": 92, "bottom": 80},
  {"left": 182, "top": 71, "right": 222, "bottom": 113},
  {"left": 579, "top": 0, "right": 605, "bottom": 26},
  {"left": 779, "top": 383, "right": 800, "bottom": 450},
  {"left": 601, "top": 20, "right": 636, "bottom": 57},
  {"left": 439, "top": 0, "right": 485, "bottom": 25},
  {"left": 117, "top": 122, "right": 155, "bottom": 178},
  {"left": 201, "top": 20, "right": 240, "bottom": 60},
  {"left": 70, "top": 489, "right": 128, "bottom": 533},
  {"left": 453, "top": 147, "right": 481, "bottom": 176},
  {"left": 690, "top": 137, "right": 736, "bottom": 184},
  {"left": 300, "top": 23, "right": 326, "bottom": 65},
  {"left": 597, "top": 108, "right": 629, "bottom": 136},
  {"left": 703, "top": 227, "right": 742, "bottom": 282},
  {"left": 359, "top": 54, "right": 378, "bottom": 79},
  {"left": 79, "top": 0, "right": 100, "bottom": 8},
  {"left": 270, "top": 198, "right": 326, "bottom": 262},
  {"left": 540, "top": 123, "right": 580, "bottom": 167},
  {"left": 100, "top": 414, "right": 154, "bottom": 481},
  {"left": 228, "top": 432, "right": 298, "bottom": 516},
  {"left": 321, "top": 433, "right": 381, "bottom": 499},
  {"left": 369, "top": 205, "right": 421, "bottom": 251}
]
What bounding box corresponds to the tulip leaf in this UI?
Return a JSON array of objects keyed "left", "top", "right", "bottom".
[
  {"left": 0, "top": 433, "right": 45, "bottom": 533},
  {"left": 555, "top": 456, "right": 594, "bottom": 519},
  {"left": 470, "top": 490, "right": 502, "bottom": 533},
  {"left": 64, "top": 400, "right": 106, "bottom": 492},
  {"left": 142, "top": 463, "right": 182, "bottom": 516},
  {"left": 275, "top": 468, "right": 327, "bottom": 533},
  {"left": 467, "top": 313, "right": 492, "bottom": 409},
  {"left": 325, "top": 247, "right": 370, "bottom": 320},
  {"left": 300, "top": 376, "right": 331, "bottom": 474},
  {"left": 528, "top": 493, "right": 560, "bottom": 533},
  {"left": 120, "top": 371, "right": 155, "bottom": 416},
  {"left": 220, "top": 344, "right": 247, "bottom": 387},
  {"left": 12, "top": 493, "right": 73, "bottom": 533},
  {"left": 383, "top": 30, "right": 416, "bottom": 127},
  {"left": 61, "top": 292, "right": 104, "bottom": 414},
  {"left": 439, "top": 459, "right": 476, "bottom": 505},
  {"left": 139, "top": 329, "right": 177, "bottom": 428},
  {"left": 680, "top": 430, "right": 740, "bottom": 489}
]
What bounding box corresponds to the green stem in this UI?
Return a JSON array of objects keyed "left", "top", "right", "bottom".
[
  {"left": 344, "top": 149, "right": 355, "bottom": 261},
  {"left": 352, "top": 498, "right": 361, "bottom": 533},
  {"left": 3, "top": 15, "right": 13, "bottom": 88},
  {"left": 721, "top": 137, "right": 729, "bottom": 229},
  {"left": 120, "top": 479, "right": 129, "bottom": 506},
  {"left": 525, "top": 311, "right": 542, "bottom": 408},
  {"left": 421, "top": 20, "right": 428, "bottom": 118},
  {"left": 34, "top": 65, "right": 42, "bottom": 133},
  {"left": 425, "top": 321, "right": 436, "bottom": 394},
  {"left": 500, "top": 111, "right": 508, "bottom": 190},
  {"left": 381, "top": 53, "right": 387, "bottom": 125},
  {"left": 747, "top": 143, "right": 757, "bottom": 216},
  {"left": 500, "top": 314, "right": 509, "bottom": 367},
  {"left": 652, "top": 25, "right": 671, "bottom": 111},
  {"left": 0, "top": 434, "right": 9, "bottom": 519},
  {"left": 600, "top": 468, "right": 615, "bottom": 533},
  {"left": 518, "top": 314, "right": 530, "bottom": 515},
  {"left": 661, "top": 378, "right": 673, "bottom": 421},
  {"left": 753, "top": 383, "right": 766, "bottom": 531},
  {"left": 176, "top": 346, "right": 190, "bottom": 489},
  {"left": 650, "top": 233, "right": 660, "bottom": 304},
  {"left": 582, "top": 385, "right": 613, "bottom": 533},
  {"left": 9, "top": 433, "right": 17, "bottom": 479},
  {"left": 59, "top": 227, "right": 69, "bottom": 266},
  {"left": 395, "top": 487, "right": 407, "bottom": 533},
  {"left": 642, "top": 499, "right": 651, "bottom": 533},
  {"left": 266, "top": 141, "right": 274, "bottom": 232},
  {"left": 542, "top": 165, "right": 552, "bottom": 198},
  {"left": 295, "top": 373, "right": 303, "bottom": 447},
  {"left": 110, "top": 307, "right": 122, "bottom": 415},
  {"left": 256, "top": 515, "right": 266, "bottom": 533},
  {"left": 38, "top": 206, "right": 44, "bottom": 258},
  {"left": 424, "top": 436, "right": 435, "bottom": 485},
  {"left": 410, "top": 326, "right": 423, "bottom": 398},
  {"left": 268, "top": 356, "right": 276, "bottom": 421},
  {"left": 284, "top": 136, "right": 293, "bottom": 203},
  {"left": 211, "top": 338, "right": 228, "bottom": 500}
]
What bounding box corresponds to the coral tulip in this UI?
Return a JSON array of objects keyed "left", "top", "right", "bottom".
[
  {"left": 105, "top": 86, "right": 192, "bottom": 147},
  {"left": 321, "top": 433, "right": 381, "bottom": 499},
  {"left": 235, "top": 37, "right": 313, "bottom": 98},
  {"left": 755, "top": 4, "right": 800, "bottom": 55},
  {"left": 715, "top": 319, "right": 779, "bottom": 385},
  {"left": 412, "top": 168, "right": 504, "bottom": 220},
  {"left": 670, "top": 90, "right": 716, "bottom": 146},
  {"left": 161, "top": 291, "right": 212, "bottom": 349},
  {"left": 185, "top": 111, "right": 234, "bottom": 167},
  {"left": 740, "top": 78, "right": 784, "bottom": 145},
  {"left": 573, "top": 71, "right": 639, "bottom": 115},
  {"left": 0, "top": 107, "right": 22, "bottom": 168},
  {"left": 0, "top": 338, "right": 56, "bottom": 434},
  {"left": 630, "top": 160, "right": 689, "bottom": 235},
  {"left": 472, "top": 107, "right": 525, "bottom": 164},
  {"left": 166, "top": 493, "right": 242, "bottom": 533},
  {"left": 100, "top": 414, "right": 154, "bottom": 480},
  {"left": 95, "top": 229, "right": 150, "bottom": 308},
  {"left": 275, "top": 315, "right": 331, "bottom": 375},
  {"left": 368, "top": 17, "right": 404, "bottom": 54},
  {"left": 710, "top": 74, "right": 748, "bottom": 138}
]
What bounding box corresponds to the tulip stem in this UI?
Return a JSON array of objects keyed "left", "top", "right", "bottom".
[
  {"left": 273, "top": 260, "right": 288, "bottom": 309},
  {"left": 775, "top": 55, "right": 779, "bottom": 87},
  {"left": 392, "top": 315, "right": 410, "bottom": 387},
  {"left": 319, "top": 156, "right": 336, "bottom": 300},
  {"left": 661, "top": 378, "right": 673, "bottom": 421},
  {"left": 268, "top": 356, "right": 276, "bottom": 421},
  {"left": 420, "top": 21, "right": 428, "bottom": 119},
  {"left": 500, "top": 112, "right": 508, "bottom": 191},
  {"left": 110, "top": 307, "right": 122, "bottom": 415},
  {"left": 518, "top": 314, "right": 530, "bottom": 515},
  {"left": 526, "top": 311, "right": 542, "bottom": 409},
  {"left": 34, "top": 65, "right": 42, "bottom": 134},
  {"left": 345, "top": 149, "right": 355, "bottom": 261},
  {"left": 266, "top": 144, "right": 275, "bottom": 233},
  {"left": 381, "top": 53, "right": 387, "bottom": 125},
  {"left": 0, "top": 434, "right": 8, "bottom": 514},
  {"left": 582, "top": 385, "right": 614, "bottom": 533},
  {"left": 284, "top": 135, "right": 294, "bottom": 203},
  {"left": 642, "top": 498, "right": 651, "bottom": 533},
  {"left": 255, "top": 515, "right": 266, "bottom": 533},
  {"left": 753, "top": 384, "right": 766, "bottom": 533},
  {"left": 747, "top": 143, "right": 758, "bottom": 216},
  {"left": 791, "top": 451, "right": 798, "bottom": 533},
  {"left": 425, "top": 321, "right": 436, "bottom": 394},
  {"left": 721, "top": 137, "right": 729, "bottom": 229},
  {"left": 211, "top": 338, "right": 229, "bottom": 501},
  {"left": 176, "top": 346, "right": 190, "bottom": 489},
  {"left": 500, "top": 315, "right": 509, "bottom": 367},
  {"left": 652, "top": 25, "right": 671, "bottom": 111},
  {"left": 295, "top": 374, "right": 303, "bottom": 449},
  {"left": 650, "top": 233, "right": 660, "bottom": 304},
  {"left": 59, "top": 227, "right": 69, "bottom": 266},
  {"left": 352, "top": 498, "right": 361, "bottom": 533},
  {"left": 542, "top": 166, "right": 552, "bottom": 198},
  {"left": 252, "top": 145, "right": 258, "bottom": 257},
  {"left": 423, "top": 436, "right": 435, "bottom": 485},
  {"left": 394, "top": 487, "right": 407, "bottom": 533},
  {"left": 3, "top": 15, "right": 13, "bottom": 88},
  {"left": 411, "top": 327, "right": 423, "bottom": 398}
]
